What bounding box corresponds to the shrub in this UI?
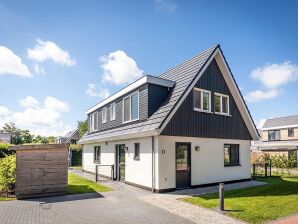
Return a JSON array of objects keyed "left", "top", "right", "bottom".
[
  {"left": 69, "top": 144, "right": 83, "bottom": 166},
  {"left": 0, "top": 142, "right": 12, "bottom": 158},
  {"left": 0, "top": 155, "right": 16, "bottom": 193}
]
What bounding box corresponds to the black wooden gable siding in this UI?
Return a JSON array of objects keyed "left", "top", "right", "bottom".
[{"left": 161, "top": 59, "right": 252, "bottom": 140}]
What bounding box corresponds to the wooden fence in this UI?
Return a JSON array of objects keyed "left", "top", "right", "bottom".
[{"left": 10, "top": 144, "right": 69, "bottom": 199}]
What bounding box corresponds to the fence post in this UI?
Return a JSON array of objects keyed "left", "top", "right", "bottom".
[
  {"left": 111, "top": 165, "right": 114, "bottom": 180},
  {"left": 95, "top": 165, "right": 98, "bottom": 182},
  {"left": 219, "top": 183, "right": 224, "bottom": 211},
  {"left": 265, "top": 163, "right": 268, "bottom": 178},
  {"left": 252, "top": 164, "right": 255, "bottom": 180}
]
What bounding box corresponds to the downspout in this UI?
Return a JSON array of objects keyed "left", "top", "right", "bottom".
[{"left": 151, "top": 136, "right": 155, "bottom": 193}]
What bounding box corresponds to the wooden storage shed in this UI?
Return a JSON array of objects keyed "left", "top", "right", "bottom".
[{"left": 10, "top": 144, "right": 69, "bottom": 199}]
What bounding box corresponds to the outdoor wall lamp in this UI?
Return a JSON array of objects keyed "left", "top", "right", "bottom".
[
  {"left": 195, "top": 146, "right": 200, "bottom": 152},
  {"left": 125, "top": 147, "right": 129, "bottom": 151}
]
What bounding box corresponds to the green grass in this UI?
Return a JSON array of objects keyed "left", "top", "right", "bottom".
[
  {"left": 67, "top": 172, "right": 112, "bottom": 194},
  {"left": 183, "top": 176, "right": 298, "bottom": 224},
  {"left": 0, "top": 197, "right": 15, "bottom": 201}
]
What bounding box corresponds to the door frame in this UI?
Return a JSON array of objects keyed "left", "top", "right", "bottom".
[
  {"left": 175, "top": 142, "right": 191, "bottom": 189},
  {"left": 115, "top": 144, "right": 125, "bottom": 181}
]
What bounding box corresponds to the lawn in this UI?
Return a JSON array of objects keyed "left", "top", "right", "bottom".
[
  {"left": 183, "top": 176, "right": 298, "bottom": 224},
  {"left": 67, "top": 172, "right": 112, "bottom": 194}
]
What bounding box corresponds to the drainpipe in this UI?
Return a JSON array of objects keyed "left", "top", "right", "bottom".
[{"left": 151, "top": 136, "right": 155, "bottom": 193}]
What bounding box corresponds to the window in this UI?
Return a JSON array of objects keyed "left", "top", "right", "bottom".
[
  {"left": 224, "top": 144, "right": 240, "bottom": 166},
  {"left": 134, "top": 143, "right": 140, "bottom": 160},
  {"left": 214, "top": 93, "right": 229, "bottom": 115},
  {"left": 110, "top": 103, "right": 116, "bottom": 121},
  {"left": 89, "top": 112, "right": 98, "bottom": 132},
  {"left": 268, "top": 130, "right": 280, "bottom": 141},
  {"left": 102, "top": 107, "right": 107, "bottom": 123},
  {"left": 94, "top": 146, "right": 101, "bottom": 163},
  {"left": 193, "top": 88, "right": 211, "bottom": 112},
  {"left": 288, "top": 128, "right": 294, "bottom": 137},
  {"left": 123, "top": 92, "right": 139, "bottom": 123}
]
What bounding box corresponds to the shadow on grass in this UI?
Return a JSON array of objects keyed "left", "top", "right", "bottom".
[{"left": 192, "top": 176, "right": 298, "bottom": 200}]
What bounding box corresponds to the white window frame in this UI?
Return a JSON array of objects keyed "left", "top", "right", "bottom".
[
  {"left": 89, "top": 112, "right": 98, "bottom": 132},
  {"left": 193, "top": 87, "right": 211, "bottom": 113},
  {"left": 102, "top": 107, "right": 107, "bottom": 123},
  {"left": 110, "top": 103, "right": 116, "bottom": 121},
  {"left": 123, "top": 91, "right": 139, "bottom": 124},
  {"left": 214, "top": 92, "right": 230, "bottom": 116}
]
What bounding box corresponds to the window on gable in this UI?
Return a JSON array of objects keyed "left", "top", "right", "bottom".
[
  {"left": 94, "top": 146, "right": 101, "bottom": 163},
  {"left": 89, "top": 112, "right": 98, "bottom": 132},
  {"left": 224, "top": 144, "right": 240, "bottom": 166},
  {"left": 193, "top": 88, "right": 211, "bottom": 112},
  {"left": 123, "top": 91, "right": 139, "bottom": 123},
  {"left": 102, "top": 107, "right": 107, "bottom": 123},
  {"left": 268, "top": 130, "right": 280, "bottom": 141},
  {"left": 214, "top": 93, "right": 229, "bottom": 115},
  {"left": 134, "top": 143, "right": 140, "bottom": 160},
  {"left": 288, "top": 128, "right": 294, "bottom": 137},
  {"left": 110, "top": 103, "right": 116, "bottom": 121}
]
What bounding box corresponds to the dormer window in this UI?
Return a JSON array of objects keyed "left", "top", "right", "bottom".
[
  {"left": 193, "top": 88, "right": 211, "bottom": 112},
  {"left": 123, "top": 91, "right": 139, "bottom": 123},
  {"left": 102, "top": 107, "right": 107, "bottom": 123},
  {"left": 89, "top": 112, "right": 98, "bottom": 132},
  {"left": 214, "top": 93, "right": 230, "bottom": 115}
]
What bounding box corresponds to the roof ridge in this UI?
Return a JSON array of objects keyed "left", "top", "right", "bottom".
[{"left": 266, "top": 114, "right": 298, "bottom": 121}]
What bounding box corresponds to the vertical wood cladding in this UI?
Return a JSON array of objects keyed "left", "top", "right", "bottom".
[{"left": 161, "top": 59, "right": 252, "bottom": 140}]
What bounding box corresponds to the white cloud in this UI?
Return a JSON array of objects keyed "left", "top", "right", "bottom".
[
  {"left": 0, "top": 46, "right": 31, "bottom": 77},
  {"left": 86, "top": 84, "right": 110, "bottom": 99},
  {"left": 251, "top": 61, "right": 298, "bottom": 89},
  {"left": 27, "top": 38, "right": 75, "bottom": 66},
  {"left": 100, "top": 50, "right": 143, "bottom": 85},
  {"left": 19, "top": 96, "right": 39, "bottom": 108},
  {"left": 244, "top": 89, "right": 281, "bottom": 103},
  {"left": 155, "top": 0, "right": 177, "bottom": 12},
  {"left": 34, "top": 64, "right": 45, "bottom": 75},
  {"left": 256, "top": 119, "right": 266, "bottom": 129},
  {"left": 0, "top": 96, "right": 71, "bottom": 136}
]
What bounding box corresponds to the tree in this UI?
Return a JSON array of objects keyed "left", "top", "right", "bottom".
[
  {"left": 78, "top": 120, "right": 88, "bottom": 137},
  {"left": 1, "top": 122, "right": 23, "bottom": 145}
]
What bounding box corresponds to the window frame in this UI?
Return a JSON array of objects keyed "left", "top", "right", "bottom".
[
  {"left": 224, "top": 144, "right": 240, "bottom": 167},
  {"left": 123, "top": 91, "right": 139, "bottom": 124},
  {"left": 110, "top": 103, "right": 116, "bottom": 121},
  {"left": 193, "top": 87, "right": 211, "bottom": 113},
  {"left": 288, "top": 128, "right": 294, "bottom": 137},
  {"left": 134, "top": 143, "right": 140, "bottom": 160},
  {"left": 102, "top": 107, "right": 107, "bottom": 124},
  {"left": 214, "top": 92, "right": 230, "bottom": 116},
  {"left": 94, "top": 146, "right": 101, "bottom": 164},
  {"left": 268, "top": 130, "right": 280, "bottom": 141},
  {"left": 89, "top": 112, "right": 98, "bottom": 132}
]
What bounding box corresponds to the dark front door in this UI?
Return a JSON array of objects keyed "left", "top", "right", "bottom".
[
  {"left": 176, "top": 142, "right": 191, "bottom": 189},
  {"left": 116, "top": 144, "right": 125, "bottom": 181}
]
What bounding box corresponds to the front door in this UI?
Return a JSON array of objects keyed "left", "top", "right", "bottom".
[
  {"left": 116, "top": 144, "right": 125, "bottom": 181},
  {"left": 176, "top": 142, "right": 191, "bottom": 189}
]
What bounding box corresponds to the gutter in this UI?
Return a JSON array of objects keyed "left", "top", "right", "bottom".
[{"left": 151, "top": 136, "right": 155, "bottom": 193}]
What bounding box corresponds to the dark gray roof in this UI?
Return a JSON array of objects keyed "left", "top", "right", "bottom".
[
  {"left": 263, "top": 115, "right": 298, "bottom": 129},
  {"left": 79, "top": 45, "right": 218, "bottom": 143}
]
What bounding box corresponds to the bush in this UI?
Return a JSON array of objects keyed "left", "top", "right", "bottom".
[
  {"left": 0, "top": 155, "right": 16, "bottom": 193},
  {"left": 0, "top": 142, "right": 13, "bottom": 158}
]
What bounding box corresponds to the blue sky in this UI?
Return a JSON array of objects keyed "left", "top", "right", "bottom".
[{"left": 0, "top": 0, "right": 298, "bottom": 136}]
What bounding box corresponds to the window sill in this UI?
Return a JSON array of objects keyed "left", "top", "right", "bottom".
[
  {"left": 123, "top": 118, "right": 139, "bottom": 124},
  {"left": 214, "top": 112, "right": 231, "bottom": 117},
  {"left": 94, "top": 161, "right": 101, "bottom": 164},
  {"left": 193, "top": 108, "right": 213, "bottom": 114},
  {"left": 224, "top": 164, "right": 241, "bottom": 167},
  {"left": 133, "top": 157, "right": 140, "bottom": 161}
]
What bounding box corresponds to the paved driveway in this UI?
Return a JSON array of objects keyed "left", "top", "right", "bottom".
[{"left": 0, "top": 171, "right": 263, "bottom": 224}]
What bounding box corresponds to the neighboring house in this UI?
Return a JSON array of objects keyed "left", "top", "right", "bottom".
[
  {"left": 0, "top": 133, "right": 12, "bottom": 144},
  {"left": 251, "top": 115, "right": 298, "bottom": 163},
  {"left": 78, "top": 45, "right": 259, "bottom": 192},
  {"left": 56, "top": 129, "right": 80, "bottom": 144}
]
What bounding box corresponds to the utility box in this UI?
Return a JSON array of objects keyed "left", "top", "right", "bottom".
[{"left": 10, "top": 144, "right": 69, "bottom": 199}]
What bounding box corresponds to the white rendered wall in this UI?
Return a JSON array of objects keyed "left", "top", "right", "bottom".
[
  {"left": 82, "top": 136, "right": 157, "bottom": 189},
  {"left": 157, "top": 136, "right": 251, "bottom": 190}
]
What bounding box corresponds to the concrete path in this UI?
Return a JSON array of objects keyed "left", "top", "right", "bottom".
[
  {"left": 0, "top": 170, "right": 264, "bottom": 224},
  {"left": 271, "top": 213, "right": 298, "bottom": 224}
]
